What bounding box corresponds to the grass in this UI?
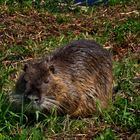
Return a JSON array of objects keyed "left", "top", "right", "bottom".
[{"left": 0, "top": 0, "right": 140, "bottom": 139}]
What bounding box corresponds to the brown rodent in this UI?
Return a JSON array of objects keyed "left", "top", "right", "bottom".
[{"left": 11, "top": 40, "right": 112, "bottom": 117}]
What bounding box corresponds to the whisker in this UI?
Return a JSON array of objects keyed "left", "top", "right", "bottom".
[{"left": 41, "top": 97, "right": 64, "bottom": 113}]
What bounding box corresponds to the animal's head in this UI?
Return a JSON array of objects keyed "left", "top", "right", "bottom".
[{"left": 10, "top": 60, "right": 63, "bottom": 114}]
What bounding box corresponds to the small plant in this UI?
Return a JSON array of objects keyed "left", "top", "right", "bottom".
[{"left": 95, "top": 128, "right": 117, "bottom": 140}]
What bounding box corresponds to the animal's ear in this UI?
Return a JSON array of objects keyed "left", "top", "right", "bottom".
[
  {"left": 23, "top": 63, "right": 29, "bottom": 72},
  {"left": 49, "top": 65, "right": 55, "bottom": 74}
]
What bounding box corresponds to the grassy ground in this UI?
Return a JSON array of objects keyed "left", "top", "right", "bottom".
[{"left": 0, "top": 0, "right": 140, "bottom": 139}]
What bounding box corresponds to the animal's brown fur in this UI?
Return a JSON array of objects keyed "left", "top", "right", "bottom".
[{"left": 11, "top": 40, "right": 112, "bottom": 117}]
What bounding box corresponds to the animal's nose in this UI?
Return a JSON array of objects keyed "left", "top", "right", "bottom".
[{"left": 25, "top": 95, "right": 40, "bottom": 102}]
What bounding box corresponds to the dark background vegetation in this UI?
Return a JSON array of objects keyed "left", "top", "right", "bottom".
[{"left": 0, "top": 0, "right": 140, "bottom": 139}]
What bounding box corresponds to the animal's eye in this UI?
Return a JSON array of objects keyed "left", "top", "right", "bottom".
[
  {"left": 44, "top": 79, "right": 49, "bottom": 84},
  {"left": 49, "top": 65, "right": 56, "bottom": 74}
]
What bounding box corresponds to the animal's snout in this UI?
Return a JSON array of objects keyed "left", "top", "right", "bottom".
[{"left": 25, "top": 95, "right": 40, "bottom": 103}]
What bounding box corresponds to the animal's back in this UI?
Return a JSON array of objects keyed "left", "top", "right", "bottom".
[{"left": 47, "top": 40, "right": 112, "bottom": 117}]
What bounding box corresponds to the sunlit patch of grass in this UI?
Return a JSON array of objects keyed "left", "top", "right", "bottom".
[
  {"left": 111, "top": 19, "right": 140, "bottom": 44},
  {"left": 103, "top": 53, "right": 140, "bottom": 135}
]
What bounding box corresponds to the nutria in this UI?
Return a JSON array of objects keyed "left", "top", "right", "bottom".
[{"left": 11, "top": 40, "right": 112, "bottom": 117}]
